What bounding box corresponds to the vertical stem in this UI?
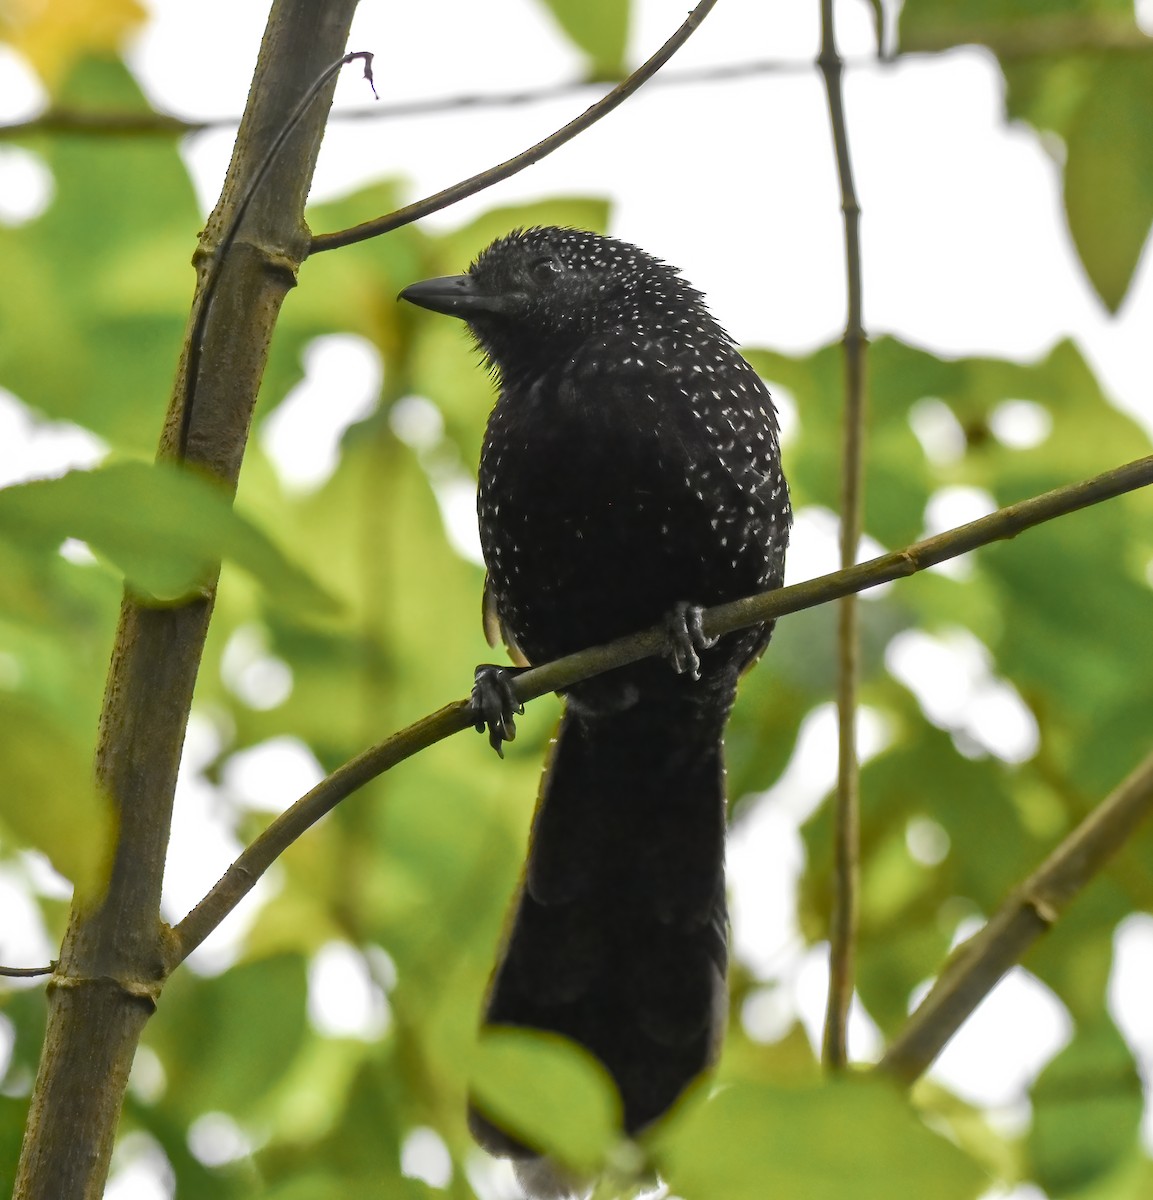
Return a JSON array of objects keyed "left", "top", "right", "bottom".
[
  {"left": 12, "top": 4, "right": 362, "bottom": 1196},
  {"left": 818, "top": 0, "right": 868, "bottom": 1072}
]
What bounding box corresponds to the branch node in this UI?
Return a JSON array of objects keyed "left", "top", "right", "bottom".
[
  {"left": 177, "top": 48, "right": 377, "bottom": 457},
  {"left": 1021, "top": 889, "right": 1060, "bottom": 926},
  {"left": 49, "top": 972, "right": 163, "bottom": 1011}
]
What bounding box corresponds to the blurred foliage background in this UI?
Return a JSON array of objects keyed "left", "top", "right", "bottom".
[{"left": 1, "top": 0, "right": 1152, "bottom": 1197}]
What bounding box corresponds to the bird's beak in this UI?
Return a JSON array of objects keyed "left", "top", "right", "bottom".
[{"left": 398, "top": 274, "right": 516, "bottom": 319}]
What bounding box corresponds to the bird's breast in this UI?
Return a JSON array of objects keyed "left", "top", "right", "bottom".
[{"left": 477, "top": 357, "right": 787, "bottom": 663}]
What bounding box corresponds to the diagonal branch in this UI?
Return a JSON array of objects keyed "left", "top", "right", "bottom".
[
  {"left": 172, "top": 453, "right": 1153, "bottom": 962},
  {"left": 307, "top": 0, "right": 718, "bottom": 253},
  {"left": 818, "top": 0, "right": 868, "bottom": 1073},
  {"left": 878, "top": 748, "right": 1153, "bottom": 1085}
]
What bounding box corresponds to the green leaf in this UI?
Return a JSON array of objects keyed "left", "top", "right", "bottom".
[
  {"left": 0, "top": 462, "right": 336, "bottom": 615},
  {"left": 657, "top": 1078, "right": 987, "bottom": 1200},
  {"left": 470, "top": 1028, "right": 620, "bottom": 1171},
  {"left": 0, "top": 1096, "right": 30, "bottom": 1199},
  {"left": 1061, "top": 55, "right": 1153, "bottom": 310},
  {"left": 0, "top": 696, "right": 111, "bottom": 897},
  {"left": 898, "top": 5, "right": 1153, "bottom": 310},
  {"left": 0, "top": 57, "right": 198, "bottom": 450},
  {"left": 538, "top": 0, "right": 629, "bottom": 79},
  {"left": 751, "top": 331, "right": 1153, "bottom": 1045},
  {"left": 747, "top": 342, "right": 936, "bottom": 549},
  {"left": 254, "top": 1175, "right": 431, "bottom": 1200},
  {"left": 1028, "top": 1017, "right": 1143, "bottom": 1196},
  {"left": 146, "top": 954, "right": 310, "bottom": 1118}
]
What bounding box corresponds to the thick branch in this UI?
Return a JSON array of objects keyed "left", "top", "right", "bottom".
[
  {"left": 12, "top": 4, "right": 362, "bottom": 1197},
  {"left": 879, "top": 748, "right": 1153, "bottom": 1085},
  {"left": 173, "top": 453, "right": 1153, "bottom": 961},
  {"left": 818, "top": 0, "right": 868, "bottom": 1073},
  {"left": 308, "top": 0, "right": 718, "bottom": 253}
]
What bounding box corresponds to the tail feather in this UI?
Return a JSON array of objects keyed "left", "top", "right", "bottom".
[{"left": 471, "top": 698, "right": 730, "bottom": 1163}]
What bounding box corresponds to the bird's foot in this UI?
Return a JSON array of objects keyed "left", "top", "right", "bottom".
[
  {"left": 471, "top": 664, "right": 526, "bottom": 758},
  {"left": 663, "top": 602, "right": 718, "bottom": 682}
]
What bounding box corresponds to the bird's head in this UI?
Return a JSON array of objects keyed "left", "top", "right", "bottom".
[{"left": 399, "top": 226, "right": 713, "bottom": 377}]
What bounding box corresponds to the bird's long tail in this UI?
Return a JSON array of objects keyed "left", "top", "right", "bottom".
[{"left": 470, "top": 690, "right": 731, "bottom": 1177}]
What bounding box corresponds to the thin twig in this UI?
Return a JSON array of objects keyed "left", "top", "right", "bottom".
[
  {"left": 307, "top": 0, "right": 718, "bottom": 254},
  {"left": 0, "top": 962, "right": 56, "bottom": 978},
  {"left": 172, "top": 453, "right": 1153, "bottom": 962},
  {"left": 1, "top": 111, "right": 198, "bottom": 137},
  {"left": 878, "top": 749, "right": 1153, "bottom": 1085},
  {"left": 818, "top": 0, "right": 868, "bottom": 1073},
  {"left": 4, "top": 22, "right": 1146, "bottom": 145},
  {"left": 175, "top": 51, "right": 377, "bottom": 459},
  {"left": 0, "top": 58, "right": 832, "bottom": 141}
]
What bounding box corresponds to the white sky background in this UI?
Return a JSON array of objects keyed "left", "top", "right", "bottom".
[
  {"left": 2, "top": 1, "right": 1153, "bottom": 1197},
  {"left": 129, "top": 0, "right": 1153, "bottom": 429}
]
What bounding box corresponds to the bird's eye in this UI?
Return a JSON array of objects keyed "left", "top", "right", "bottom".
[{"left": 529, "top": 257, "right": 562, "bottom": 284}]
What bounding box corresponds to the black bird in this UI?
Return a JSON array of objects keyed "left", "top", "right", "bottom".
[{"left": 400, "top": 227, "right": 791, "bottom": 1196}]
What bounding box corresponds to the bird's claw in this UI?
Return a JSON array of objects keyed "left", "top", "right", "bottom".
[
  {"left": 471, "top": 664, "right": 526, "bottom": 758},
  {"left": 663, "top": 602, "right": 718, "bottom": 682}
]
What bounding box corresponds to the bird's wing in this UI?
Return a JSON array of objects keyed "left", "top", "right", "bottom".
[{"left": 482, "top": 573, "right": 530, "bottom": 666}]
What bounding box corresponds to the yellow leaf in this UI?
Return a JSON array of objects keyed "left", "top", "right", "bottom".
[{"left": 0, "top": 0, "right": 147, "bottom": 88}]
